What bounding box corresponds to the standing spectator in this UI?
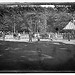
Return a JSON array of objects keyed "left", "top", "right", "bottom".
[
  {"left": 67, "top": 32, "right": 70, "bottom": 41},
  {"left": 50, "top": 32, "right": 53, "bottom": 41},
  {"left": 18, "top": 33, "right": 21, "bottom": 40},
  {"left": 37, "top": 33, "right": 40, "bottom": 41},
  {"left": 63, "top": 33, "right": 65, "bottom": 39},
  {"left": 13, "top": 33, "right": 17, "bottom": 39},
  {"left": 29, "top": 32, "right": 32, "bottom": 42},
  {"left": 55, "top": 33, "right": 58, "bottom": 40},
  {"left": 0, "top": 31, "right": 2, "bottom": 37},
  {"left": 2, "top": 31, "right": 5, "bottom": 40},
  {"left": 49, "top": 33, "right": 50, "bottom": 39}
]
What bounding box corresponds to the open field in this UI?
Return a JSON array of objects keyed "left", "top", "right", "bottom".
[{"left": 0, "top": 40, "right": 75, "bottom": 72}]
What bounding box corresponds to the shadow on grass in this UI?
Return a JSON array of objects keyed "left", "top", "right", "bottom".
[{"left": 0, "top": 41, "right": 75, "bottom": 72}]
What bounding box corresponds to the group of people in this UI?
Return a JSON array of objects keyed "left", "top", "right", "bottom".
[
  {"left": 29, "top": 32, "right": 40, "bottom": 42},
  {"left": 0, "top": 31, "right": 5, "bottom": 40},
  {"left": 13, "top": 32, "right": 40, "bottom": 42},
  {"left": 0, "top": 31, "right": 59, "bottom": 42},
  {"left": 13, "top": 33, "right": 21, "bottom": 40},
  {"left": 0, "top": 31, "right": 41, "bottom": 42},
  {"left": 0, "top": 31, "right": 74, "bottom": 42},
  {"left": 62, "top": 32, "right": 75, "bottom": 41}
]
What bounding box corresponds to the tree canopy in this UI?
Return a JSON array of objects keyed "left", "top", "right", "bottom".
[{"left": 0, "top": 4, "right": 75, "bottom": 33}]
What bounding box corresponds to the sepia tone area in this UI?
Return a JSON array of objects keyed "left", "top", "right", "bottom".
[{"left": 0, "top": 3, "right": 75, "bottom": 72}]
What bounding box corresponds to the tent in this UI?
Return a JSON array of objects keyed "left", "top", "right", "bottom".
[
  {"left": 62, "top": 21, "right": 75, "bottom": 40},
  {"left": 63, "top": 21, "right": 75, "bottom": 30}
]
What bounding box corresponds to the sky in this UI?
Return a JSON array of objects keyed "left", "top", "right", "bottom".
[
  {"left": 40, "top": 5, "right": 55, "bottom": 8},
  {"left": 0, "top": 0, "right": 75, "bottom": 3},
  {"left": 0, "top": 0, "right": 74, "bottom": 8}
]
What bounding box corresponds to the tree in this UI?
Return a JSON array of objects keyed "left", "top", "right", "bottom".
[{"left": 47, "top": 7, "right": 73, "bottom": 32}]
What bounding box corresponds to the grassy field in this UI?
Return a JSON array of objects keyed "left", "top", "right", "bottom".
[{"left": 0, "top": 40, "right": 75, "bottom": 72}]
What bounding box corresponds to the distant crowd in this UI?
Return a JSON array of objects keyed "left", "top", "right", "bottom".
[{"left": 0, "top": 31, "right": 75, "bottom": 42}]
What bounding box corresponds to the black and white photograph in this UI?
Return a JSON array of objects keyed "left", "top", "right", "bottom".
[{"left": 0, "top": 1, "right": 75, "bottom": 73}]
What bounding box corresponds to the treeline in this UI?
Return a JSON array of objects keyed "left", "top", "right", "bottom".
[{"left": 0, "top": 4, "right": 75, "bottom": 33}]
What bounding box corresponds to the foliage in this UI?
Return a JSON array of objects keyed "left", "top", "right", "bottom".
[{"left": 0, "top": 4, "right": 75, "bottom": 33}]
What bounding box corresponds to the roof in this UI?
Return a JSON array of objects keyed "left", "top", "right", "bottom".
[{"left": 63, "top": 21, "right": 75, "bottom": 30}]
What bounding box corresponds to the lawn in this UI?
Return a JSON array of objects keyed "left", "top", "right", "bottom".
[{"left": 0, "top": 40, "right": 75, "bottom": 72}]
